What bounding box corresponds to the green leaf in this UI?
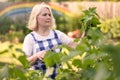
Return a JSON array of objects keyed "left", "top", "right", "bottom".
[
  {"left": 76, "top": 41, "right": 90, "bottom": 52},
  {"left": 61, "top": 51, "right": 82, "bottom": 63},
  {"left": 87, "top": 28, "right": 103, "bottom": 43},
  {"left": 9, "top": 68, "right": 27, "bottom": 80},
  {"left": 89, "top": 7, "right": 96, "bottom": 12},
  {"left": 44, "top": 51, "right": 61, "bottom": 67},
  {"left": 91, "top": 16, "right": 100, "bottom": 26},
  {"left": 12, "top": 53, "right": 16, "bottom": 58},
  {"left": 15, "top": 48, "right": 24, "bottom": 53},
  {"left": 9, "top": 44, "right": 14, "bottom": 49},
  {"left": 72, "top": 59, "right": 82, "bottom": 68},
  {"left": 83, "top": 7, "right": 97, "bottom": 16},
  {"left": 0, "top": 49, "right": 8, "bottom": 54},
  {"left": 83, "top": 59, "right": 94, "bottom": 68},
  {"left": 18, "top": 55, "right": 30, "bottom": 68}
]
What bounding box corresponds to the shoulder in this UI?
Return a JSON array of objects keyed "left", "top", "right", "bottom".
[
  {"left": 24, "top": 32, "right": 34, "bottom": 42},
  {"left": 23, "top": 32, "right": 35, "bottom": 49},
  {"left": 24, "top": 32, "right": 33, "bottom": 39},
  {"left": 53, "top": 30, "right": 69, "bottom": 39}
]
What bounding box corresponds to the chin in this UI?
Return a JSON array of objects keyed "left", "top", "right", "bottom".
[
  {"left": 44, "top": 25, "right": 51, "bottom": 28},
  {"left": 46, "top": 24, "right": 51, "bottom": 26}
]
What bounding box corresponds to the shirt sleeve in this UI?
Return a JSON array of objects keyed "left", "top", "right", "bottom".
[
  {"left": 55, "top": 30, "right": 73, "bottom": 45},
  {"left": 23, "top": 33, "right": 34, "bottom": 57}
]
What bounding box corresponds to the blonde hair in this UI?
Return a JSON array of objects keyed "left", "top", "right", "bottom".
[{"left": 27, "top": 2, "right": 56, "bottom": 31}]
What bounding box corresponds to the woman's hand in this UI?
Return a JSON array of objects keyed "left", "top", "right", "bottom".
[
  {"left": 68, "top": 31, "right": 86, "bottom": 50},
  {"left": 36, "top": 50, "right": 46, "bottom": 60},
  {"left": 27, "top": 50, "right": 46, "bottom": 65}
]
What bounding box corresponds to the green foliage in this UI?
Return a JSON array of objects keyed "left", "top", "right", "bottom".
[
  {"left": 0, "top": 44, "right": 42, "bottom": 80},
  {"left": 98, "top": 18, "right": 120, "bottom": 39},
  {"left": 0, "top": 17, "right": 12, "bottom": 34},
  {"left": 80, "top": 7, "right": 100, "bottom": 32},
  {"left": 43, "top": 51, "right": 62, "bottom": 67},
  {"left": 0, "top": 17, "right": 30, "bottom": 43},
  {"left": 101, "top": 44, "right": 120, "bottom": 78},
  {"left": 43, "top": 7, "right": 120, "bottom": 80}
]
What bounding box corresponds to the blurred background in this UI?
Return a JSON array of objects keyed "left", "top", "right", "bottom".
[{"left": 0, "top": 0, "right": 120, "bottom": 80}]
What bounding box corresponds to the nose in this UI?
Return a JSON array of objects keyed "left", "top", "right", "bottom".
[{"left": 46, "top": 14, "right": 51, "bottom": 18}]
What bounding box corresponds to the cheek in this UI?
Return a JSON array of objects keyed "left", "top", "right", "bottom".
[{"left": 37, "top": 18, "right": 43, "bottom": 24}]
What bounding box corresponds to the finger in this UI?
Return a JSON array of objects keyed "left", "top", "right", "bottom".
[
  {"left": 38, "top": 57, "right": 44, "bottom": 60},
  {"left": 81, "top": 31, "right": 85, "bottom": 38}
]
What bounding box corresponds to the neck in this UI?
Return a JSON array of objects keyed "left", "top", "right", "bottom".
[{"left": 36, "top": 26, "right": 50, "bottom": 36}]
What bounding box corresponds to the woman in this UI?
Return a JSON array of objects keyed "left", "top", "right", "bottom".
[{"left": 23, "top": 2, "right": 85, "bottom": 79}]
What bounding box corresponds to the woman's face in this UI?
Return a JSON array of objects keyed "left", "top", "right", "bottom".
[{"left": 37, "top": 7, "right": 52, "bottom": 28}]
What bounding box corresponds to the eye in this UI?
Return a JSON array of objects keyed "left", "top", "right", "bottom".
[
  {"left": 43, "top": 13, "right": 47, "bottom": 16},
  {"left": 48, "top": 14, "right": 51, "bottom": 17},
  {"left": 42, "top": 13, "right": 51, "bottom": 17}
]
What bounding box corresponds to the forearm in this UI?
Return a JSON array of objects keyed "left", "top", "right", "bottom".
[
  {"left": 27, "top": 50, "right": 46, "bottom": 65},
  {"left": 27, "top": 54, "right": 38, "bottom": 65},
  {"left": 68, "top": 42, "right": 77, "bottom": 49},
  {"left": 77, "top": 31, "right": 85, "bottom": 45},
  {"left": 68, "top": 31, "right": 85, "bottom": 49}
]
